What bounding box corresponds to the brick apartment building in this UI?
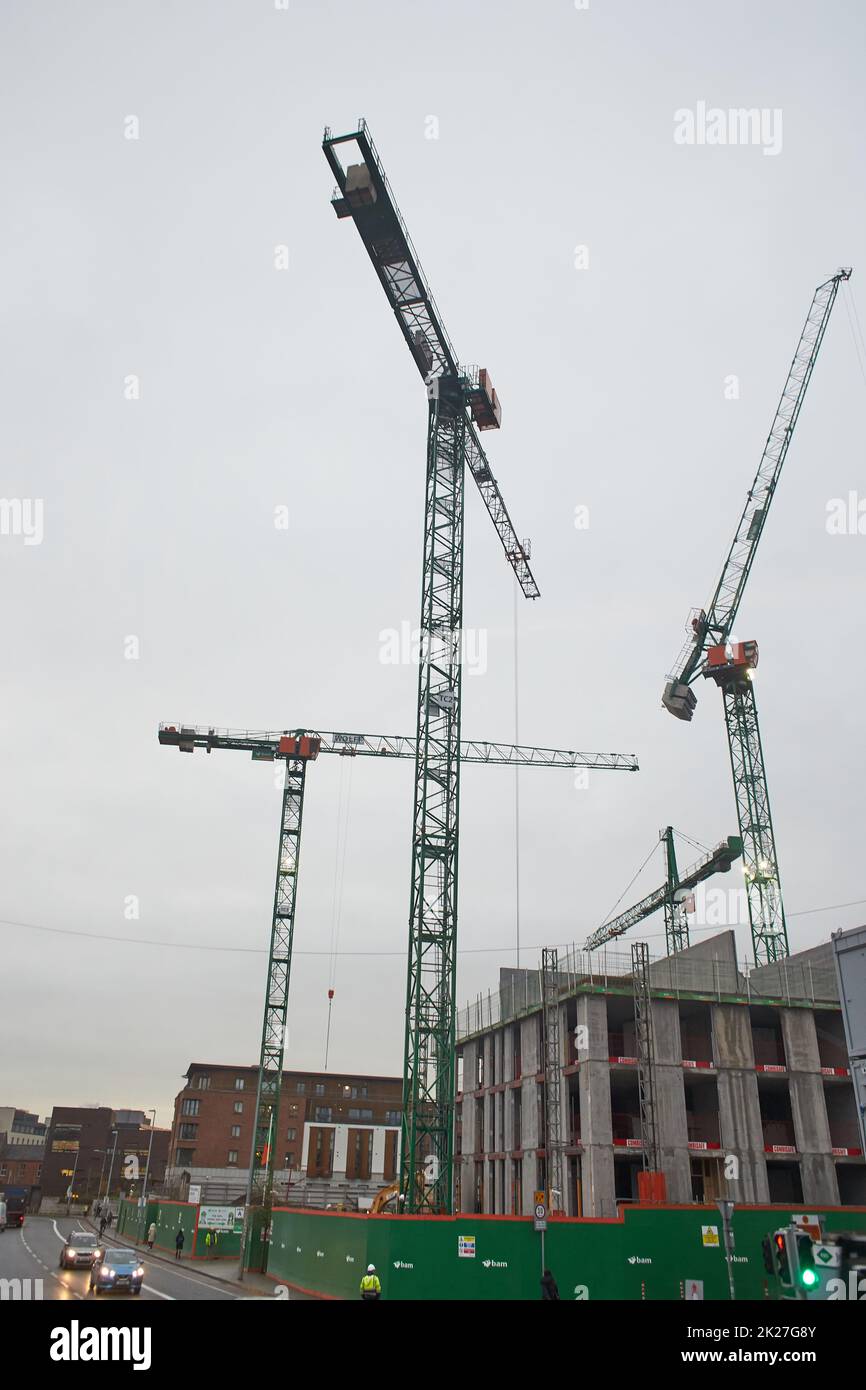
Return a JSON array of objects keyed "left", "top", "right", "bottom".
[
  {"left": 168, "top": 1062, "right": 403, "bottom": 1205},
  {"left": 456, "top": 931, "right": 866, "bottom": 1218},
  {"left": 42, "top": 1106, "right": 170, "bottom": 1201}
]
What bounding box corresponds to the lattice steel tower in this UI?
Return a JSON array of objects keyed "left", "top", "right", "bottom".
[{"left": 662, "top": 270, "right": 851, "bottom": 964}]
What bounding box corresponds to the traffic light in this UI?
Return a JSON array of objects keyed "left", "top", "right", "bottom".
[
  {"left": 796, "top": 1233, "right": 818, "bottom": 1290},
  {"left": 762, "top": 1235, "right": 776, "bottom": 1276},
  {"left": 774, "top": 1230, "right": 792, "bottom": 1286}
]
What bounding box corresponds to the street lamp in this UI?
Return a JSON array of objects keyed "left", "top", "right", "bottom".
[
  {"left": 104, "top": 1130, "right": 118, "bottom": 1215},
  {"left": 716, "top": 1198, "right": 737, "bottom": 1303},
  {"left": 141, "top": 1110, "right": 157, "bottom": 1207}
]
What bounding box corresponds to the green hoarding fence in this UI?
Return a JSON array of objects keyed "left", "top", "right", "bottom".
[
  {"left": 115, "top": 1197, "right": 242, "bottom": 1261},
  {"left": 262, "top": 1203, "right": 866, "bottom": 1301}
]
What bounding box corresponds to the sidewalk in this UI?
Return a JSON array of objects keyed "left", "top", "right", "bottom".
[{"left": 84, "top": 1217, "right": 281, "bottom": 1299}]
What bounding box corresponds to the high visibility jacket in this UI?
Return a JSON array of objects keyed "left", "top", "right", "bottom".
[{"left": 360, "top": 1274, "right": 381, "bottom": 1296}]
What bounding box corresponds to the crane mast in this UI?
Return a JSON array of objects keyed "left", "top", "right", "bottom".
[
  {"left": 159, "top": 722, "right": 637, "bottom": 1212},
  {"left": 323, "top": 119, "right": 544, "bottom": 1212},
  {"left": 661, "top": 270, "right": 851, "bottom": 965}
]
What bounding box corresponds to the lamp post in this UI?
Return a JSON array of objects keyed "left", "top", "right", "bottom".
[
  {"left": 65, "top": 1147, "right": 81, "bottom": 1216},
  {"left": 141, "top": 1110, "right": 157, "bottom": 1205},
  {"left": 104, "top": 1130, "right": 118, "bottom": 1216},
  {"left": 717, "top": 1198, "right": 737, "bottom": 1303}
]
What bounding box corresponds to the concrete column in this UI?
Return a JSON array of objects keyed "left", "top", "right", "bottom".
[
  {"left": 503, "top": 1025, "right": 514, "bottom": 1084},
  {"left": 652, "top": 1000, "right": 691, "bottom": 1202},
  {"left": 781, "top": 1009, "right": 839, "bottom": 1204},
  {"left": 575, "top": 995, "right": 616, "bottom": 1217},
  {"left": 714, "top": 1001, "right": 769, "bottom": 1202}
]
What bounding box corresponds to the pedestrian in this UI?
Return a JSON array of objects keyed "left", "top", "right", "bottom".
[
  {"left": 175, "top": 1228, "right": 185, "bottom": 1261},
  {"left": 205, "top": 1230, "right": 212, "bottom": 1257},
  {"left": 540, "top": 1268, "right": 560, "bottom": 1300},
  {"left": 106, "top": 1211, "right": 113, "bottom": 1227},
  {"left": 99, "top": 1216, "right": 107, "bottom": 1241},
  {"left": 360, "top": 1263, "right": 381, "bottom": 1300},
  {"left": 94, "top": 1200, "right": 102, "bottom": 1219},
  {"left": 146, "top": 1222, "right": 156, "bottom": 1250}
]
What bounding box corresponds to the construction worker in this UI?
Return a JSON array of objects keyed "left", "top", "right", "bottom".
[{"left": 360, "top": 1263, "right": 381, "bottom": 1300}]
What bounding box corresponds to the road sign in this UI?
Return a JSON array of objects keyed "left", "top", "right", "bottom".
[
  {"left": 813, "top": 1243, "right": 841, "bottom": 1268},
  {"left": 534, "top": 1199, "right": 547, "bottom": 1232},
  {"left": 685, "top": 1279, "right": 704, "bottom": 1300}
]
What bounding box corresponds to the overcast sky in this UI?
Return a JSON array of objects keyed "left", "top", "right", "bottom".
[{"left": 1, "top": 0, "right": 864, "bottom": 1129}]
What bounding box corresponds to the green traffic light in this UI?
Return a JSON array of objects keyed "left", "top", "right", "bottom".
[{"left": 801, "top": 1269, "right": 818, "bottom": 1287}]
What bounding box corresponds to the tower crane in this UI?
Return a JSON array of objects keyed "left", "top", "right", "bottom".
[
  {"left": 662, "top": 270, "right": 851, "bottom": 966},
  {"left": 323, "top": 120, "right": 546, "bottom": 1211},
  {"left": 159, "top": 721, "right": 638, "bottom": 1210},
  {"left": 583, "top": 829, "right": 742, "bottom": 953}
]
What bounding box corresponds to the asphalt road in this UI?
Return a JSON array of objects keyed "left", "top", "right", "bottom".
[{"left": 0, "top": 1216, "right": 246, "bottom": 1301}]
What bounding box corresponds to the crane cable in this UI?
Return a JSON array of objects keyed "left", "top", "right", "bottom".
[
  {"left": 324, "top": 755, "right": 354, "bottom": 1068},
  {"left": 842, "top": 282, "right": 866, "bottom": 390}
]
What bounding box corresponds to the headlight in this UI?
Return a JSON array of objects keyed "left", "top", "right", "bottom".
[
  {"left": 94, "top": 1250, "right": 103, "bottom": 1260},
  {"left": 136, "top": 1266, "right": 144, "bottom": 1277}
]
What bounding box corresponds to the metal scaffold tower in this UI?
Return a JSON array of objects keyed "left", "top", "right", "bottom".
[
  {"left": 661, "top": 827, "right": 689, "bottom": 956},
  {"left": 159, "top": 722, "right": 637, "bottom": 1209},
  {"left": 662, "top": 269, "right": 851, "bottom": 965},
  {"left": 322, "top": 119, "right": 550, "bottom": 1211},
  {"left": 540, "top": 948, "right": 565, "bottom": 1212},
  {"left": 631, "top": 942, "right": 659, "bottom": 1174}
]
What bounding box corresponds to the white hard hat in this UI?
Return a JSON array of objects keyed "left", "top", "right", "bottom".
[{"left": 367, "top": 1264, "right": 376, "bottom": 1273}]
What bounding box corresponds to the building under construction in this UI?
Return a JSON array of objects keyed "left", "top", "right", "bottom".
[{"left": 455, "top": 931, "right": 865, "bottom": 1218}]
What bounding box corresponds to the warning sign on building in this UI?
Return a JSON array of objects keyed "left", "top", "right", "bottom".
[
  {"left": 458, "top": 1235, "right": 476, "bottom": 1259},
  {"left": 701, "top": 1225, "right": 720, "bottom": 1247}
]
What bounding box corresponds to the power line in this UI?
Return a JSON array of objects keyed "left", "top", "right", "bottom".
[{"left": 2, "top": 892, "right": 862, "bottom": 960}]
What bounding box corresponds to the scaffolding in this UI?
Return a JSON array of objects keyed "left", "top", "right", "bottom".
[{"left": 540, "top": 948, "right": 565, "bottom": 1212}]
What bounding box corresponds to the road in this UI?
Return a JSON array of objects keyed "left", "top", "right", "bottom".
[{"left": 0, "top": 1216, "right": 248, "bottom": 1301}]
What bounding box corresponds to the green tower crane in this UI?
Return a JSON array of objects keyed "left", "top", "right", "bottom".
[
  {"left": 662, "top": 270, "right": 851, "bottom": 966},
  {"left": 159, "top": 721, "right": 637, "bottom": 1216},
  {"left": 583, "top": 829, "right": 743, "bottom": 953},
  {"left": 323, "top": 121, "right": 544, "bottom": 1212}
]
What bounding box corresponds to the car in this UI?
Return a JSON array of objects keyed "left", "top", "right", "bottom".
[
  {"left": 59, "top": 1231, "right": 103, "bottom": 1269},
  {"left": 89, "top": 1248, "right": 144, "bottom": 1296}
]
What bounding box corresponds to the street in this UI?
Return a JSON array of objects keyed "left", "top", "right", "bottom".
[{"left": 0, "top": 1217, "right": 251, "bottom": 1302}]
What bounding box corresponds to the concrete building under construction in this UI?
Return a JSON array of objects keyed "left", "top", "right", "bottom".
[{"left": 455, "top": 932, "right": 865, "bottom": 1218}]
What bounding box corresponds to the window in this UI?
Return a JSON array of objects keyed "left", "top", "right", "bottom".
[
  {"left": 234, "top": 1078, "right": 246, "bottom": 1090},
  {"left": 286, "top": 1127, "right": 297, "bottom": 1141},
  {"left": 313, "top": 1106, "right": 332, "bottom": 1122},
  {"left": 178, "top": 1123, "right": 198, "bottom": 1141},
  {"left": 296, "top": 1081, "right": 306, "bottom": 1094},
  {"left": 233, "top": 1101, "right": 244, "bottom": 1114},
  {"left": 345, "top": 1084, "right": 368, "bottom": 1099},
  {"left": 181, "top": 1099, "right": 200, "bottom": 1117},
  {"left": 227, "top": 1150, "right": 238, "bottom": 1165},
  {"left": 231, "top": 1125, "right": 241, "bottom": 1138},
  {"left": 175, "top": 1148, "right": 194, "bottom": 1166},
  {"left": 385, "top": 1110, "right": 401, "bottom": 1127},
  {"left": 192, "top": 1074, "right": 211, "bottom": 1090},
  {"left": 314, "top": 1083, "right": 325, "bottom": 1096},
  {"left": 348, "top": 1107, "right": 373, "bottom": 1122}
]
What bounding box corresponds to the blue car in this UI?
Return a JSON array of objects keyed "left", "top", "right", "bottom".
[{"left": 89, "top": 1247, "right": 144, "bottom": 1296}]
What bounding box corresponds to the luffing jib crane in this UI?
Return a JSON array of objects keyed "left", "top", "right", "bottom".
[
  {"left": 584, "top": 829, "right": 743, "bottom": 953},
  {"left": 159, "top": 722, "right": 638, "bottom": 1210},
  {"left": 662, "top": 270, "right": 851, "bottom": 966},
  {"left": 323, "top": 119, "right": 548, "bottom": 1212}
]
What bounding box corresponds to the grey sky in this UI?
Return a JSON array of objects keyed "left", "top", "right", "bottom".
[{"left": 1, "top": 0, "right": 864, "bottom": 1128}]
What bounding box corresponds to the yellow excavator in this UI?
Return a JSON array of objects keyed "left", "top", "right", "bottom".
[{"left": 369, "top": 1182, "right": 403, "bottom": 1214}]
